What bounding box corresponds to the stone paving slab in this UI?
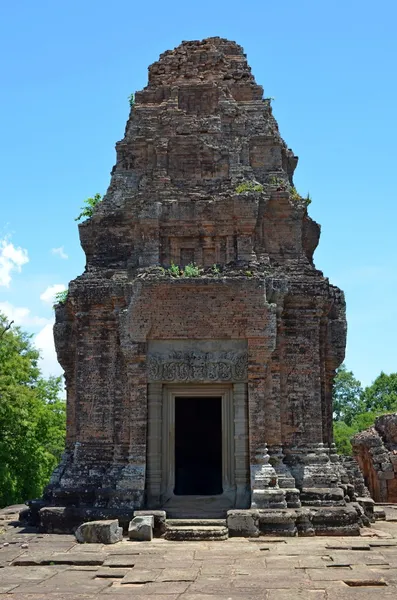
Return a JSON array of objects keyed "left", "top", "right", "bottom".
[
  {"left": 1, "top": 517, "right": 397, "bottom": 598},
  {"left": 120, "top": 568, "right": 162, "bottom": 583},
  {"left": 12, "top": 553, "right": 104, "bottom": 566},
  {"left": 102, "top": 581, "right": 190, "bottom": 594},
  {"left": 11, "top": 570, "right": 111, "bottom": 595},
  {"left": 0, "top": 565, "right": 67, "bottom": 583},
  {"left": 157, "top": 567, "right": 200, "bottom": 582}
]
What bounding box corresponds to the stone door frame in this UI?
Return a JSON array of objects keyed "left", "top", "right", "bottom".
[{"left": 146, "top": 382, "right": 249, "bottom": 510}]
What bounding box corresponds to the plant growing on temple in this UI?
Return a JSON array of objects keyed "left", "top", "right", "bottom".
[
  {"left": 304, "top": 193, "right": 312, "bottom": 206},
  {"left": 128, "top": 93, "right": 135, "bottom": 107},
  {"left": 267, "top": 175, "right": 287, "bottom": 190},
  {"left": 289, "top": 186, "right": 301, "bottom": 201},
  {"left": 235, "top": 181, "right": 264, "bottom": 194},
  {"left": 183, "top": 263, "right": 201, "bottom": 277},
  {"left": 211, "top": 264, "right": 220, "bottom": 275},
  {"left": 75, "top": 193, "right": 103, "bottom": 222},
  {"left": 53, "top": 290, "right": 68, "bottom": 306},
  {"left": 0, "top": 314, "right": 66, "bottom": 507},
  {"left": 168, "top": 262, "right": 181, "bottom": 277}
]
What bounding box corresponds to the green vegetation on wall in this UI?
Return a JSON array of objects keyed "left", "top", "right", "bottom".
[{"left": 75, "top": 193, "right": 103, "bottom": 222}]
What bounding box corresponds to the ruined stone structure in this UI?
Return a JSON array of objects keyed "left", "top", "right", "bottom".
[
  {"left": 352, "top": 413, "right": 397, "bottom": 503},
  {"left": 45, "top": 38, "right": 362, "bottom": 535}
]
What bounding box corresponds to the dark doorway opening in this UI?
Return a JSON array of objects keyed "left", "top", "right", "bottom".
[{"left": 174, "top": 396, "right": 223, "bottom": 495}]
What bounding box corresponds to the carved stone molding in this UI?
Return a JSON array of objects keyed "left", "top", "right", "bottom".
[{"left": 147, "top": 350, "right": 248, "bottom": 382}]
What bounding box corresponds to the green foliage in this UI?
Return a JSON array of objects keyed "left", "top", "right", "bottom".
[
  {"left": 361, "top": 372, "right": 397, "bottom": 413},
  {"left": 333, "top": 364, "right": 364, "bottom": 426},
  {"left": 267, "top": 176, "right": 287, "bottom": 189},
  {"left": 333, "top": 421, "right": 356, "bottom": 456},
  {"left": 128, "top": 93, "right": 135, "bottom": 107},
  {"left": 167, "top": 263, "right": 202, "bottom": 277},
  {"left": 75, "top": 193, "right": 103, "bottom": 222},
  {"left": 168, "top": 262, "right": 181, "bottom": 277},
  {"left": 235, "top": 181, "right": 264, "bottom": 194},
  {"left": 0, "top": 314, "right": 66, "bottom": 507},
  {"left": 211, "top": 264, "right": 220, "bottom": 275},
  {"left": 332, "top": 364, "right": 397, "bottom": 455},
  {"left": 289, "top": 186, "right": 312, "bottom": 206},
  {"left": 289, "top": 186, "right": 301, "bottom": 201},
  {"left": 245, "top": 270, "right": 253, "bottom": 277},
  {"left": 183, "top": 263, "right": 201, "bottom": 277},
  {"left": 54, "top": 290, "right": 68, "bottom": 306}
]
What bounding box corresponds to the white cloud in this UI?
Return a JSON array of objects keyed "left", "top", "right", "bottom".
[
  {"left": 51, "top": 246, "right": 68, "bottom": 260},
  {"left": 40, "top": 283, "right": 67, "bottom": 304},
  {"left": 34, "top": 321, "right": 63, "bottom": 378},
  {"left": 0, "top": 238, "right": 29, "bottom": 287},
  {"left": 0, "top": 301, "right": 49, "bottom": 327}
]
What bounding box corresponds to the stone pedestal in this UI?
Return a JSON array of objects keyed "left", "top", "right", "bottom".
[{"left": 251, "top": 446, "right": 287, "bottom": 509}]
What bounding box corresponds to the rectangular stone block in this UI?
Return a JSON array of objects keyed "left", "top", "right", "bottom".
[
  {"left": 128, "top": 515, "right": 154, "bottom": 541},
  {"left": 134, "top": 510, "right": 166, "bottom": 536},
  {"left": 75, "top": 519, "right": 123, "bottom": 544},
  {"left": 227, "top": 509, "right": 259, "bottom": 537}
]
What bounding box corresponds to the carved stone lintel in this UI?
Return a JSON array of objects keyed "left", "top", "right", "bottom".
[{"left": 147, "top": 350, "right": 248, "bottom": 382}]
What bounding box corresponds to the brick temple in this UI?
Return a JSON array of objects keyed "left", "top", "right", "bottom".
[{"left": 45, "top": 38, "right": 364, "bottom": 535}]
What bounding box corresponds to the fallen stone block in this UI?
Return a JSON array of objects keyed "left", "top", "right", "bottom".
[
  {"left": 133, "top": 510, "right": 166, "bottom": 536},
  {"left": 257, "top": 509, "right": 297, "bottom": 536},
  {"left": 374, "top": 506, "right": 386, "bottom": 520},
  {"left": 227, "top": 509, "right": 259, "bottom": 537},
  {"left": 311, "top": 505, "right": 360, "bottom": 535},
  {"left": 75, "top": 519, "right": 123, "bottom": 544},
  {"left": 357, "top": 496, "right": 375, "bottom": 522},
  {"left": 128, "top": 515, "right": 154, "bottom": 541},
  {"left": 295, "top": 508, "right": 315, "bottom": 536}
]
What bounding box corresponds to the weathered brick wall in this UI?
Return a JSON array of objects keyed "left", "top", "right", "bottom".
[
  {"left": 352, "top": 414, "right": 397, "bottom": 503},
  {"left": 48, "top": 38, "right": 347, "bottom": 512}
]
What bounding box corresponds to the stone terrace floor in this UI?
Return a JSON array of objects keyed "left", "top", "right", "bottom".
[{"left": 1, "top": 505, "right": 397, "bottom": 599}]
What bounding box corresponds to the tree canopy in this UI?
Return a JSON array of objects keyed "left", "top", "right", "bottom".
[
  {"left": 0, "top": 313, "right": 66, "bottom": 508},
  {"left": 333, "top": 363, "right": 397, "bottom": 455}
]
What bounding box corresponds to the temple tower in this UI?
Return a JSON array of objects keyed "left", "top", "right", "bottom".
[{"left": 45, "top": 38, "right": 360, "bottom": 534}]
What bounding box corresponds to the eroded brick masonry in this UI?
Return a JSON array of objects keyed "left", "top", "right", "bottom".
[{"left": 45, "top": 38, "right": 361, "bottom": 533}]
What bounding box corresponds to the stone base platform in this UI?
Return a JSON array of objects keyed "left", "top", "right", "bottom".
[
  {"left": 3, "top": 503, "right": 397, "bottom": 600},
  {"left": 28, "top": 504, "right": 363, "bottom": 538}
]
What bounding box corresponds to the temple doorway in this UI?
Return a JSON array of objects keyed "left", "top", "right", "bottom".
[
  {"left": 174, "top": 396, "right": 223, "bottom": 495},
  {"left": 146, "top": 381, "right": 250, "bottom": 516}
]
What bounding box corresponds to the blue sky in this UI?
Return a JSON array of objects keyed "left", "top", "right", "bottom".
[{"left": 0, "top": 0, "right": 396, "bottom": 387}]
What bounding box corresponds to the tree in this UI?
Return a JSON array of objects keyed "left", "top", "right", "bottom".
[
  {"left": 333, "top": 363, "right": 363, "bottom": 425},
  {"left": 332, "top": 365, "right": 397, "bottom": 455},
  {"left": 361, "top": 372, "right": 397, "bottom": 413},
  {"left": 0, "top": 314, "right": 66, "bottom": 508},
  {"left": 333, "top": 420, "right": 356, "bottom": 456}
]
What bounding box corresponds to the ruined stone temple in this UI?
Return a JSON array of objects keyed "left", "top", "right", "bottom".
[
  {"left": 45, "top": 38, "right": 363, "bottom": 535},
  {"left": 351, "top": 413, "right": 397, "bottom": 503}
]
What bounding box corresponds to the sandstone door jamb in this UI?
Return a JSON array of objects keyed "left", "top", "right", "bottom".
[{"left": 146, "top": 382, "right": 249, "bottom": 510}]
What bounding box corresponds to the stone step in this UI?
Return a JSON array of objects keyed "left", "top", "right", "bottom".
[
  {"left": 165, "top": 524, "right": 229, "bottom": 541},
  {"left": 166, "top": 519, "right": 226, "bottom": 527}
]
